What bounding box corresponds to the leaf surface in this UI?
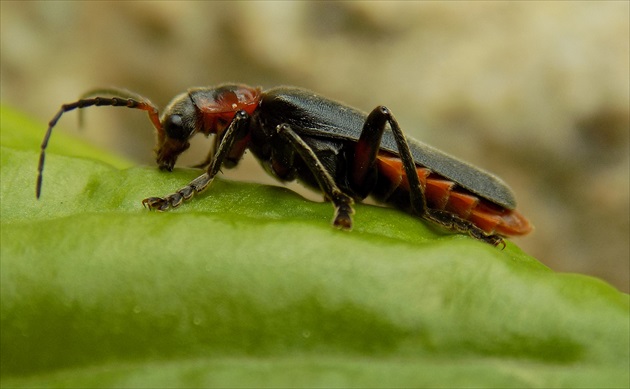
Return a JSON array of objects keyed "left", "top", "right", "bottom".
[{"left": 1, "top": 105, "right": 628, "bottom": 388}]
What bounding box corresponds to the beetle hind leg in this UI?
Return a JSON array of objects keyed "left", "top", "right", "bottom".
[
  {"left": 425, "top": 209, "right": 505, "bottom": 248},
  {"left": 351, "top": 106, "right": 428, "bottom": 215},
  {"left": 354, "top": 106, "right": 506, "bottom": 247}
]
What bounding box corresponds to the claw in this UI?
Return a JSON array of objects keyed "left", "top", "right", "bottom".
[
  {"left": 332, "top": 202, "right": 355, "bottom": 230},
  {"left": 142, "top": 197, "right": 169, "bottom": 211}
]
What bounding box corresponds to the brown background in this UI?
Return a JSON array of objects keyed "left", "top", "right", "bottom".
[{"left": 1, "top": 1, "right": 628, "bottom": 292}]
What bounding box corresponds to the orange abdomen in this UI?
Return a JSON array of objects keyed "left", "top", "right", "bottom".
[{"left": 376, "top": 155, "right": 532, "bottom": 236}]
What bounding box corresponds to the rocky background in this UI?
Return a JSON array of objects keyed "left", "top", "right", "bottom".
[{"left": 2, "top": 2, "right": 628, "bottom": 292}]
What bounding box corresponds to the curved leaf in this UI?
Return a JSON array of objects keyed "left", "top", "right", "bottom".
[{"left": 1, "top": 105, "right": 628, "bottom": 388}]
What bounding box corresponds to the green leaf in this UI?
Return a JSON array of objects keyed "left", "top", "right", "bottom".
[
  {"left": 1, "top": 105, "right": 628, "bottom": 388},
  {"left": 0, "top": 105, "right": 132, "bottom": 169}
]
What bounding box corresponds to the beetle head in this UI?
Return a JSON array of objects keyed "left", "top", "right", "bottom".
[
  {"left": 156, "top": 85, "right": 262, "bottom": 171},
  {"left": 156, "top": 92, "right": 197, "bottom": 171}
]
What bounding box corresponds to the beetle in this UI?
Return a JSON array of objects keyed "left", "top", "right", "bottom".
[{"left": 37, "top": 84, "right": 532, "bottom": 246}]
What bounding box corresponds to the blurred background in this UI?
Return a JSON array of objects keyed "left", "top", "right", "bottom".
[{"left": 1, "top": 1, "right": 628, "bottom": 292}]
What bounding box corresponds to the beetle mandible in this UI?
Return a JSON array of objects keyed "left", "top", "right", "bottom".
[{"left": 37, "top": 84, "right": 532, "bottom": 246}]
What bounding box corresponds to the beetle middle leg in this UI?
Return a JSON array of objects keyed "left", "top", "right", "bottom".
[
  {"left": 142, "top": 110, "right": 250, "bottom": 211},
  {"left": 275, "top": 124, "right": 355, "bottom": 230}
]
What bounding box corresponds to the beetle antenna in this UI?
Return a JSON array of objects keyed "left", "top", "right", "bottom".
[
  {"left": 36, "top": 90, "right": 163, "bottom": 199},
  {"left": 77, "top": 87, "right": 162, "bottom": 131}
]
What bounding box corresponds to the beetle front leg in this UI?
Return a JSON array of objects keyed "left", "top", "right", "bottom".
[
  {"left": 275, "top": 124, "right": 355, "bottom": 230},
  {"left": 142, "top": 110, "right": 250, "bottom": 211}
]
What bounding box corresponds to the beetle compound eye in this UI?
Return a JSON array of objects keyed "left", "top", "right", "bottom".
[{"left": 164, "top": 114, "right": 188, "bottom": 140}]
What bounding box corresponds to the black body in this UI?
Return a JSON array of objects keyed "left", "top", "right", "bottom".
[
  {"left": 38, "top": 84, "right": 527, "bottom": 246},
  {"left": 256, "top": 87, "right": 515, "bottom": 209}
]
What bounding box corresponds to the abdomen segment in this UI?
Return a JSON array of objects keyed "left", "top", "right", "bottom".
[{"left": 375, "top": 155, "right": 532, "bottom": 236}]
